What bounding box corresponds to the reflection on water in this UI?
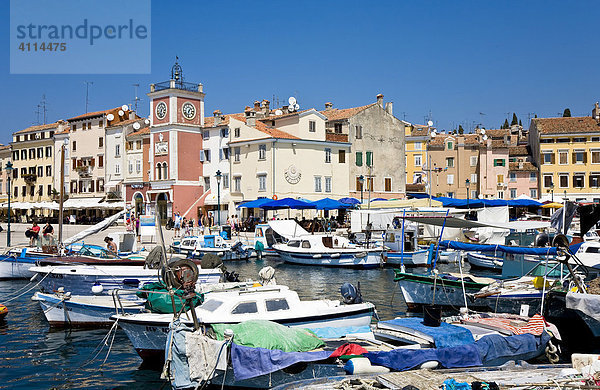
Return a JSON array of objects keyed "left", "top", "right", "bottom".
[{"left": 0, "top": 257, "right": 472, "bottom": 388}]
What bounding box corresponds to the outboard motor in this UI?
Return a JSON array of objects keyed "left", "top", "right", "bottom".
[
  {"left": 534, "top": 233, "right": 549, "bottom": 247},
  {"left": 231, "top": 241, "right": 248, "bottom": 257},
  {"left": 223, "top": 270, "right": 240, "bottom": 282},
  {"left": 340, "top": 282, "right": 363, "bottom": 304}
]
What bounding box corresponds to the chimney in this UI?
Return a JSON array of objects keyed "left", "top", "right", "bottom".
[
  {"left": 324, "top": 102, "right": 333, "bottom": 111},
  {"left": 282, "top": 105, "right": 289, "bottom": 112},
  {"left": 245, "top": 108, "right": 256, "bottom": 127},
  {"left": 253, "top": 101, "right": 261, "bottom": 111},
  {"left": 213, "top": 109, "right": 222, "bottom": 126},
  {"left": 385, "top": 102, "right": 393, "bottom": 116},
  {"left": 261, "top": 99, "right": 270, "bottom": 116},
  {"left": 593, "top": 102, "right": 600, "bottom": 121},
  {"left": 376, "top": 93, "right": 384, "bottom": 106}
]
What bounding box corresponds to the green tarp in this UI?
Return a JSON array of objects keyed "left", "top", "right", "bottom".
[
  {"left": 136, "top": 282, "right": 204, "bottom": 314},
  {"left": 211, "top": 320, "right": 325, "bottom": 352}
]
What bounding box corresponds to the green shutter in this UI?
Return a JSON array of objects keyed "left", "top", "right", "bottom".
[
  {"left": 356, "top": 152, "right": 363, "bottom": 166},
  {"left": 366, "top": 151, "right": 373, "bottom": 167}
]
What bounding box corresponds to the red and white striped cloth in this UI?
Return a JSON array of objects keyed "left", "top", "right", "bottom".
[{"left": 462, "top": 314, "right": 547, "bottom": 336}]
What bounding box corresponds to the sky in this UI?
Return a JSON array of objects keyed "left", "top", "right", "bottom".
[{"left": 1, "top": 0, "right": 599, "bottom": 144}]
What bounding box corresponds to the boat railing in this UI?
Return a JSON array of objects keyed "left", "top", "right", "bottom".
[{"left": 238, "top": 287, "right": 281, "bottom": 295}]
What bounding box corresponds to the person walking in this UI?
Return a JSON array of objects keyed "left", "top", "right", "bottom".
[{"left": 174, "top": 212, "right": 182, "bottom": 238}]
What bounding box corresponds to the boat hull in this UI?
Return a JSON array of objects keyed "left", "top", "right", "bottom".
[
  {"left": 277, "top": 250, "right": 382, "bottom": 269},
  {"left": 0, "top": 255, "right": 39, "bottom": 279},
  {"left": 385, "top": 250, "right": 429, "bottom": 267},
  {"left": 466, "top": 252, "right": 503, "bottom": 271}
]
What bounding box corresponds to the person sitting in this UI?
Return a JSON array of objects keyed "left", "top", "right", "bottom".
[
  {"left": 29, "top": 222, "right": 41, "bottom": 247},
  {"left": 104, "top": 236, "right": 118, "bottom": 255}
]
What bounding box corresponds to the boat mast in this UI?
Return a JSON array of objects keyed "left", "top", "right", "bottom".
[{"left": 58, "top": 141, "right": 66, "bottom": 251}]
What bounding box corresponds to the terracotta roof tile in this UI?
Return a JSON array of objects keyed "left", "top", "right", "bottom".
[
  {"left": 410, "top": 126, "right": 429, "bottom": 137},
  {"left": 203, "top": 114, "right": 236, "bottom": 127},
  {"left": 483, "top": 129, "right": 510, "bottom": 138},
  {"left": 0, "top": 145, "right": 10, "bottom": 150},
  {"left": 230, "top": 114, "right": 300, "bottom": 139},
  {"left": 509, "top": 145, "right": 529, "bottom": 156},
  {"left": 320, "top": 103, "right": 376, "bottom": 121},
  {"left": 14, "top": 122, "right": 61, "bottom": 134},
  {"left": 127, "top": 126, "right": 150, "bottom": 137},
  {"left": 489, "top": 139, "right": 511, "bottom": 148},
  {"left": 509, "top": 161, "right": 537, "bottom": 172},
  {"left": 532, "top": 116, "right": 600, "bottom": 135},
  {"left": 259, "top": 109, "right": 310, "bottom": 121},
  {"left": 106, "top": 117, "right": 143, "bottom": 128},
  {"left": 54, "top": 128, "right": 70, "bottom": 135},
  {"left": 68, "top": 107, "right": 121, "bottom": 121}
]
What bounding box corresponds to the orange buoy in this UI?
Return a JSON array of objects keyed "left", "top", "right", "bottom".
[
  {"left": 272, "top": 195, "right": 278, "bottom": 200},
  {"left": 0, "top": 304, "right": 7, "bottom": 321}
]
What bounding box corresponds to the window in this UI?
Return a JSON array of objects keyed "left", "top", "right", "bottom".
[
  {"left": 447, "top": 192, "right": 454, "bottom": 198},
  {"left": 590, "top": 173, "right": 600, "bottom": 188},
  {"left": 355, "top": 125, "right": 362, "bottom": 139},
  {"left": 309, "top": 120, "right": 316, "bottom": 132},
  {"left": 356, "top": 152, "right": 363, "bottom": 166},
  {"left": 540, "top": 138, "right": 554, "bottom": 143},
  {"left": 204, "top": 177, "right": 211, "bottom": 191},
  {"left": 493, "top": 159, "right": 505, "bottom": 167},
  {"left": 115, "top": 163, "right": 120, "bottom": 174},
  {"left": 21, "top": 186, "right": 25, "bottom": 197},
  {"left": 593, "top": 137, "right": 600, "bottom": 142},
  {"left": 234, "top": 128, "right": 240, "bottom": 138},
  {"left": 592, "top": 150, "right": 600, "bottom": 164},
  {"left": 314, "top": 176, "right": 322, "bottom": 192},
  {"left": 559, "top": 174, "right": 569, "bottom": 188},
  {"left": 338, "top": 150, "right": 345, "bottom": 163},
  {"left": 114, "top": 144, "right": 120, "bottom": 157},
  {"left": 574, "top": 151, "right": 586, "bottom": 164},
  {"left": 573, "top": 137, "right": 587, "bottom": 143},
  {"left": 356, "top": 176, "right": 363, "bottom": 192},
  {"left": 543, "top": 174, "right": 553, "bottom": 188},
  {"left": 325, "top": 148, "right": 331, "bottom": 163},
  {"left": 384, "top": 177, "right": 392, "bottom": 192},
  {"left": 29, "top": 149, "right": 35, "bottom": 159},
  {"left": 37, "top": 166, "right": 43, "bottom": 177},
  {"left": 20, "top": 168, "right": 26, "bottom": 176},
  {"left": 37, "top": 147, "right": 43, "bottom": 159},
  {"left": 446, "top": 157, "right": 454, "bottom": 168},
  {"left": 366, "top": 151, "right": 373, "bottom": 167},
  {"left": 128, "top": 159, "right": 134, "bottom": 174},
  {"left": 497, "top": 191, "right": 504, "bottom": 199},
  {"left": 220, "top": 128, "right": 229, "bottom": 138},
  {"left": 471, "top": 190, "right": 478, "bottom": 199},
  {"left": 223, "top": 173, "right": 229, "bottom": 189},
  {"left": 574, "top": 173, "right": 585, "bottom": 188},
  {"left": 447, "top": 174, "right": 454, "bottom": 185},
  {"left": 220, "top": 148, "right": 230, "bottom": 160},
  {"left": 258, "top": 144, "right": 266, "bottom": 160},
  {"left": 234, "top": 176, "right": 241, "bottom": 192},
  {"left": 21, "top": 150, "right": 27, "bottom": 160},
  {"left": 530, "top": 188, "right": 537, "bottom": 198},
  {"left": 447, "top": 141, "right": 453, "bottom": 150},
  {"left": 45, "top": 146, "right": 52, "bottom": 158},
  {"left": 543, "top": 152, "right": 553, "bottom": 164},
  {"left": 46, "top": 165, "right": 51, "bottom": 176},
  {"left": 497, "top": 174, "right": 504, "bottom": 184},
  {"left": 366, "top": 177, "right": 373, "bottom": 191},
  {"left": 98, "top": 137, "right": 103, "bottom": 148},
  {"left": 509, "top": 172, "right": 516, "bottom": 182},
  {"left": 334, "top": 123, "right": 342, "bottom": 133},
  {"left": 134, "top": 159, "right": 141, "bottom": 174},
  {"left": 98, "top": 155, "right": 104, "bottom": 168},
  {"left": 471, "top": 173, "right": 478, "bottom": 183},
  {"left": 203, "top": 131, "right": 209, "bottom": 140},
  {"left": 38, "top": 185, "right": 43, "bottom": 196},
  {"left": 510, "top": 189, "right": 517, "bottom": 198},
  {"left": 162, "top": 163, "right": 168, "bottom": 180},
  {"left": 29, "top": 186, "right": 34, "bottom": 196},
  {"left": 470, "top": 156, "right": 478, "bottom": 167},
  {"left": 72, "top": 124, "right": 76, "bottom": 131},
  {"left": 231, "top": 301, "right": 258, "bottom": 314},
  {"left": 325, "top": 176, "right": 332, "bottom": 193},
  {"left": 265, "top": 298, "right": 289, "bottom": 312},
  {"left": 234, "top": 147, "right": 241, "bottom": 162},
  {"left": 530, "top": 172, "right": 537, "bottom": 181},
  {"left": 201, "top": 149, "right": 211, "bottom": 162},
  {"left": 415, "top": 142, "right": 422, "bottom": 150},
  {"left": 12, "top": 151, "right": 18, "bottom": 161},
  {"left": 258, "top": 174, "right": 267, "bottom": 191},
  {"left": 136, "top": 140, "right": 142, "bottom": 149},
  {"left": 414, "top": 154, "right": 422, "bottom": 167},
  {"left": 301, "top": 240, "right": 311, "bottom": 249}
]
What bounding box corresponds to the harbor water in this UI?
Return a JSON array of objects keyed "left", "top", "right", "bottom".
[{"left": 0, "top": 258, "right": 474, "bottom": 389}]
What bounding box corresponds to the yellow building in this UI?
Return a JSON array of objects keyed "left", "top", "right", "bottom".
[
  {"left": 529, "top": 104, "right": 600, "bottom": 202},
  {"left": 404, "top": 124, "right": 430, "bottom": 192}
]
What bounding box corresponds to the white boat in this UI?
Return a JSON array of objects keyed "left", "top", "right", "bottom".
[
  {"left": 466, "top": 252, "right": 503, "bottom": 271},
  {"left": 29, "top": 264, "right": 223, "bottom": 295},
  {"left": 32, "top": 290, "right": 146, "bottom": 327},
  {"left": 383, "top": 227, "right": 430, "bottom": 267},
  {"left": 113, "top": 284, "right": 376, "bottom": 359},
  {"left": 170, "top": 235, "right": 255, "bottom": 260}
]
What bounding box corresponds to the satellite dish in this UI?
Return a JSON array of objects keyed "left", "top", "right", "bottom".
[
  {"left": 287, "top": 106, "right": 294, "bottom": 113},
  {"left": 133, "top": 122, "right": 141, "bottom": 130},
  {"left": 144, "top": 119, "right": 150, "bottom": 125},
  {"left": 427, "top": 120, "right": 434, "bottom": 127},
  {"left": 480, "top": 129, "right": 486, "bottom": 135},
  {"left": 118, "top": 110, "right": 124, "bottom": 116},
  {"left": 275, "top": 109, "right": 283, "bottom": 116},
  {"left": 431, "top": 131, "right": 437, "bottom": 138},
  {"left": 482, "top": 135, "right": 488, "bottom": 141},
  {"left": 106, "top": 114, "right": 115, "bottom": 121},
  {"left": 121, "top": 104, "right": 129, "bottom": 111},
  {"left": 294, "top": 103, "right": 300, "bottom": 111},
  {"left": 552, "top": 234, "right": 570, "bottom": 249},
  {"left": 288, "top": 96, "right": 297, "bottom": 106}
]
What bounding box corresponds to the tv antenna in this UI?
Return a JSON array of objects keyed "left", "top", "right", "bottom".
[
  {"left": 35, "top": 94, "right": 48, "bottom": 124},
  {"left": 84, "top": 81, "right": 93, "bottom": 113},
  {"left": 132, "top": 83, "right": 141, "bottom": 113}
]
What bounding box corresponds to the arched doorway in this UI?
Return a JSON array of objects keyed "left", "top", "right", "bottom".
[
  {"left": 156, "top": 193, "right": 168, "bottom": 223},
  {"left": 134, "top": 193, "right": 144, "bottom": 216}
]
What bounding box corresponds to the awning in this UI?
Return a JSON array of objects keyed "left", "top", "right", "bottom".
[
  {"left": 63, "top": 197, "right": 104, "bottom": 209},
  {"left": 0, "top": 201, "right": 59, "bottom": 210},
  {"left": 105, "top": 180, "right": 122, "bottom": 187},
  {"left": 204, "top": 191, "right": 231, "bottom": 206}
]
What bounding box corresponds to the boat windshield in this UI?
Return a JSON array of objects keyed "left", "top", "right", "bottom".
[
  {"left": 201, "top": 299, "right": 223, "bottom": 312},
  {"left": 528, "top": 262, "right": 569, "bottom": 279},
  {"left": 287, "top": 240, "right": 300, "bottom": 248}
]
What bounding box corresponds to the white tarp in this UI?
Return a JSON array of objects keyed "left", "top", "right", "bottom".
[
  {"left": 63, "top": 210, "right": 126, "bottom": 245},
  {"left": 267, "top": 220, "right": 310, "bottom": 239},
  {"left": 566, "top": 292, "right": 600, "bottom": 322}
]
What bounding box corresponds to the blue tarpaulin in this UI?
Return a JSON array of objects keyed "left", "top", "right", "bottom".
[
  {"left": 260, "top": 198, "right": 317, "bottom": 210},
  {"left": 237, "top": 198, "right": 272, "bottom": 209},
  {"left": 408, "top": 193, "right": 543, "bottom": 209},
  {"left": 378, "top": 317, "right": 475, "bottom": 348},
  {"left": 231, "top": 343, "right": 332, "bottom": 381},
  {"left": 439, "top": 240, "right": 583, "bottom": 255},
  {"left": 365, "top": 343, "right": 482, "bottom": 371},
  {"left": 312, "top": 198, "right": 353, "bottom": 210},
  {"left": 475, "top": 332, "right": 550, "bottom": 367},
  {"left": 306, "top": 326, "right": 372, "bottom": 338}
]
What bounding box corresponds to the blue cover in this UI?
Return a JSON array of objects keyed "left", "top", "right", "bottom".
[
  {"left": 312, "top": 198, "right": 353, "bottom": 210},
  {"left": 380, "top": 317, "right": 475, "bottom": 348},
  {"left": 408, "top": 193, "right": 542, "bottom": 209},
  {"left": 230, "top": 343, "right": 332, "bottom": 381},
  {"left": 237, "top": 198, "right": 273, "bottom": 209},
  {"left": 307, "top": 326, "right": 372, "bottom": 338},
  {"left": 166, "top": 321, "right": 202, "bottom": 390},
  {"left": 475, "top": 332, "right": 550, "bottom": 366},
  {"left": 365, "top": 343, "right": 482, "bottom": 371},
  {"left": 439, "top": 240, "right": 582, "bottom": 256},
  {"left": 339, "top": 197, "right": 361, "bottom": 205},
  {"left": 260, "top": 198, "right": 317, "bottom": 210}
]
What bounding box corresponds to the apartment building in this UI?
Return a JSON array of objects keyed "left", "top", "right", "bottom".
[
  {"left": 404, "top": 124, "right": 430, "bottom": 191},
  {"left": 52, "top": 128, "right": 70, "bottom": 201},
  {"left": 0, "top": 145, "right": 11, "bottom": 204},
  {"left": 508, "top": 145, "right": 538, "bottom": 199},
  {"left": 123, "top": 123, "right": 150, "bottom": 216},
  {"left": 529, "top": 103, "right": 600, "bottom": 202}
]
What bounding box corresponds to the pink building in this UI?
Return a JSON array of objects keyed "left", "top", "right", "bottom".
[{"left": 507, "top": 145, "right": 538, "bottom": 199}]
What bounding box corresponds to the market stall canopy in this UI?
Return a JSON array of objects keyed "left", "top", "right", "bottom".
[
  {"left": 360, "top": 198, "right": 443, "bottom": 209},
  {"left": 260, "top": 198, "right": 317, "bottom": 210},
  {"left": 0, "top": 201, "right": 59, "bottom": 210},
  {"left": 541, "top": 202, "right": 563, "bottom": 209},
  {"left": 312, "top": 198, "right": 353, "bottom": 210},
  {"left": 237, "top": 198, "right": 273, "bottom": 209},
  {"left": 63, "top": 198, "right": 104, "bottom": 209}
]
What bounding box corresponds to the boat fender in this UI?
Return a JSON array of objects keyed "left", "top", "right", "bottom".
[
  {"left": 343, "top": 357, "right": 389, "bottom": 374},
  {"left": 419, "top": 361, "right": 439, "bottom": 369},
  {"left": 312, "top": 254, "right": 322, "bottom": 259},
  {"left": 91, "top": 283, "right": 104, "bottom": 294}
]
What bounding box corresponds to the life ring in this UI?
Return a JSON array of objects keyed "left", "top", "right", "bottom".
[{"left": 272, "top": 195, "right": 278, "bottom": 200}]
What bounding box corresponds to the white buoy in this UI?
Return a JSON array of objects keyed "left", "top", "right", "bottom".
[{"left": 91, "top": 284, "right": 104, "bottom": 294}]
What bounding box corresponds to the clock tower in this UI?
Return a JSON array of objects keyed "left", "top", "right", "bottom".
[{"left": 146, "top": 59, "right": 206, "bottom": 221}]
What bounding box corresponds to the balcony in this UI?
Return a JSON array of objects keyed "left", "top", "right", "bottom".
[
  {"left": 325, "top": 132, "right": 348, "bottom": 143},
  {"left": 76, "top": 166, "right": 92, "bottom": 178},
  {"left": 151, "top": 80, "right": 202, "bottom": 93},
  {"left": 22, "top": 173, "right": 37, "bottom": 184}
]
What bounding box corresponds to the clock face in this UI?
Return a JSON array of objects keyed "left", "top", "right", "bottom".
[
  {"left": 155, "top": 102, "right": 167, "bottom": 120},
  {"left": 182, "top": 102, "right": 196, "bottom": 120}
]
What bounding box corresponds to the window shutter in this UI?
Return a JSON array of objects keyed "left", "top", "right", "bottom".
[
  {"left": 356, "top": 152, "right": 362, "bottom": 166},
  {"left": 584, "top": 152, "right": 588, "bottom": 164},
  {"left": 199, "top": 151, "right": 205, "bottom": 162},
  {"left": 366, "top": 151, "right": 373, "bottom": 167},
  {"left": 90, "top": 180, "right": 95, "bottom": 193},
  {"left": 70, "top": 182, "right": 74, "bottom": 193},
  {"left": 550, "top": 153, "right": 555, "bottom": 164},
  {"left": 91, "top": 158, "right": 95, "bottom": 167},
  {"left": 99, "top": 155, "right": 104, "bottom": 167},
  {"left": 572, "top": 153, "right": 576, "bottom": 164}
]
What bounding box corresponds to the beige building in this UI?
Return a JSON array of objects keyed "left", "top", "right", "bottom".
[{"left": 0, "top": 145, "right": 11, "bottom": 204}]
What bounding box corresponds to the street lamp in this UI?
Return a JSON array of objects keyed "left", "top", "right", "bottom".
[
  {"left": 215, "top": 170, "right": 222, "bottom": 226},
  {"left": 358, "top": 175, "right": 364, "bottom": 204},
  {"left": 465, "top": 178, "right": 471, "bottom": 206},
  {"left": 5, "top": 161, "right": 13, "bottom": 247},
  {"left": 550, "top": 182, "right": 554, "bottom": 202}
]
